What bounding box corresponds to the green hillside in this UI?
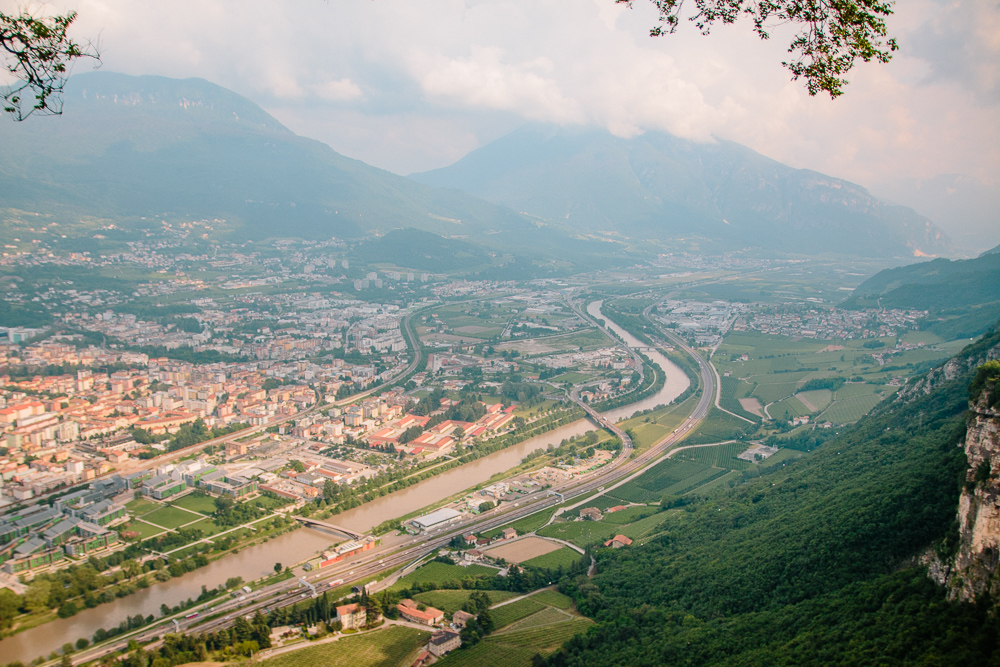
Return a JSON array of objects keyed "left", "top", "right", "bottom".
[
  {"left": 843, "top": 251, "right": 1000, "bottom": 338},
  {"left": 546, "top": 326, "right": 1000, "bottom": 666},
  {"left": 0, "top": 72, "right": 534, "bottom": 242}
]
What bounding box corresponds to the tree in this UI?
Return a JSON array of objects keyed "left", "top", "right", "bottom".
[
  {"left": 274, "top": 562, "right": 282, "bottom": 574},
  {"left": 1, "top": 9, "right": 99, "bottom": 120},
  {"left": 24, "top": 580, "right": 51, "bottom": 614},
  {"left": 619, "top": 0, "right": 897, "bottom": 97}
]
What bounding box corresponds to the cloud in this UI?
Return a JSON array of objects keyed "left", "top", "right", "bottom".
[
  {"left": 34, "top": 0, "right": 1000, "bottom": 212},
  {"left": 314, "top": 78, "right": 364, "bottom": 102}
]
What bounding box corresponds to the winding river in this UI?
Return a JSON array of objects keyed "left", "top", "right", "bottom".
[{"left": 0, "top": 301, "right": 688, "bottom": 662}]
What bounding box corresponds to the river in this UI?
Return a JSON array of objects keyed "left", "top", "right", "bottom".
[{"left": 0, "top": 301, "right": 688, "bottom": 662}]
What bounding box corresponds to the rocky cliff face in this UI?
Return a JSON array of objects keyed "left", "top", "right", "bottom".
[{"left": 927, "top": 359, "right": 1000, "bottom": 602}]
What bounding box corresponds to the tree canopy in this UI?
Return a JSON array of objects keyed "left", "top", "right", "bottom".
[
  {"left": 620, "top": 0, "right": 898, "bottom": 97},
  {"left": 1, "top": 8, "right": 98, "bottom": 120}
]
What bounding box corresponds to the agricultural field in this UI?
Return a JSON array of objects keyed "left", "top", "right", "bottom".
[
  {"left": 390, "top": 562, "right": 496, "bottom": 591},
  {"left": 490, "top": 598, "right": 547, "bottom": 628},
  {"left": 529, "top": 590, "right": 575, "bottom": 609},
  {"left": 412, "top": 589, "right": 519, "bottom": 615},
  {"left": 438, "top": 590, "right": 593, "bottom": 667},
  {"left": 601, "top": 506, "right": 653, "bottom": 524},
  {"left": 142, "top": 505, "right": 201, "bottom": 529},
  {"left": 262, "top": 626, "right": 429, "bottom": 667},
  {"left": 616, "top": 395, "right": 698, "bottom": 451},
  {"left": 522, "top": 546, "right": 583, "bottom": 570},
  {"left": 711, "top": 330, "right": 949, "bottom": 425},
  {"left": 684, "top": 407, "right": 755, "bottom": 445},
  {"left": 604, "top": 458, "right": 728, "bottom": 504},
  {"left": 537, "top": 519, "right": 620, "bottom": 548},
  {"left": 483, "top": 507, "right": 558, "bottom": 540},
  {"left": 672, "top": 441, "right": 753, "bottom": 471},
  {"left": 485, "top": 537, "right": 561, "bottom": 563}
]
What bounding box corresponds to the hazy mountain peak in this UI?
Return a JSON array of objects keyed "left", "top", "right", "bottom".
[{"left": 412, "top": 124, "right": 953, "bottom": 258}]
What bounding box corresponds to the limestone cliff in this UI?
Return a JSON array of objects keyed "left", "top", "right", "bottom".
[{"left": 930, "top": 360, "right": 1000, "bottom": 601}]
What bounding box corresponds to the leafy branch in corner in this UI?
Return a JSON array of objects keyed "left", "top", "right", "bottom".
[
  {"left": 1, "top": 8, "right": 100, "bottom": 120},
  {"left": 618, "top": 0, "right": 898, "bottom": 97}
]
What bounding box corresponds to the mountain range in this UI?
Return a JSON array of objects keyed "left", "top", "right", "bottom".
[
  {"left": 843, "top": 243, "right": 1000, "bottom": 338},
  {"left": 0, "top": 72, "right": 954, "bottom": 261},
  {"left": 412, "top": 124, "right": 953, "bottom": 258}
]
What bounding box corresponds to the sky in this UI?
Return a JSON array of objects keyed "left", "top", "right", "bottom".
[{"left": 8, "top": 0, "right": 1000, "bottom": 251}]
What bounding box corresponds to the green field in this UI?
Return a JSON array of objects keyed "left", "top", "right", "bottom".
[
  {"left": 391, "top": 562, "right": 496, "bottom": 591},
  {"left": 684, "top": 407, "right": 754, "bottom": 445},
  {"left": 125, "top": 520, "right": 167, "bottom": 540},
  {"left": 710, "top": 330, "right": 951, "bottom": 426},
  {"left": 169, "top": 493, "right": 217, "bottom": 514},
  {"left": 601, "top": 506, "right": 652, "bottom": 524},
  {"left": 605, "top": 458, "right": 718, "bottom": 504},
  {"left": 672, "top": 441, "right": 752, "bottom": 470},
  {"left": 490, "top": 597, "right": 548, "bottom": 628},
  {"left": 719, "top": 375, "right": 761, "bottom": 421},
  {"left": 484, "top": 507, "right": 558, "bottom": 540},
  {"left": 820, "top": 393, "right": 887, "bottom": 423},
  {"left": 438, "top": 615, "right": 594, "bottom": 666},
  {"left": 616, "top": 397, "right": 696, "bottom": 451},
  {"left": 537, "top": 520, "right": 620, "bottom": 548},
  {"left": 529, "top": 589, "right": 575, "bottom": 609},
  {"left": 522, "top": 547, "right": 583, "bottom": 570},
  {"left": 412, "top": 589, "right": 519, "bottom": 614},
  {"left": 142, "top": 505, "right": 200, "bottom": 529},
  {"left": 617, "top": 512, "right": 672, "bottom": 540},
  {"left": 435, "top": 641, "right": 537, "bottom": 667},
  {"left": 125, "top": 498, "right": 161, "bottom": 516},
  {"left": 262, "top": 626, "right": 429, "bottom": 667},
  {"left": 184, "top": 517, "right": 226, "bottom": 537}
]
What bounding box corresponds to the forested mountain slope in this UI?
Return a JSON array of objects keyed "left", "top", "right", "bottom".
[
  {"left": 548, "top": 327, "right": 1000, "bottom": 666},
  {"left": 842, "top": 251, "right": 1000, "bottom": 339}
]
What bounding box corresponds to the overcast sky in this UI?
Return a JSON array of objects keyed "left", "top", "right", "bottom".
[{"left": 10, "top": 0, "right": 1000, "bottom": 250}]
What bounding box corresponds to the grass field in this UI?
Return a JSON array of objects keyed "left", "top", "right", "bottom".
[
  {"left": 390, "top": 562, "right": 496, "bottom": 591},
  {"left": 262, "top": 626, "right": 429, "bottom": 667},
  {"left": 170, "top": 493, "right": 217, "bottom": 514},
  {"left": 184, "top": 518, "right": 226, "bottom": 537},
  {"left": 125, "top": 520, "right": 167, "bottom": 540},
  {"left": 522, "top": 547, "right": 583, "bottom": 570},
  {"left": 537, "top": 520, "right": 620, "bottom": 548},
  {"left": 126, "top": 498, "right": 161, "bottom": 516},
  {"left": 412, "top": 589, "right": 519, "bottom": 615},
  {"left": 142, "top": 506, "right": 200, "bottom": 529}
]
